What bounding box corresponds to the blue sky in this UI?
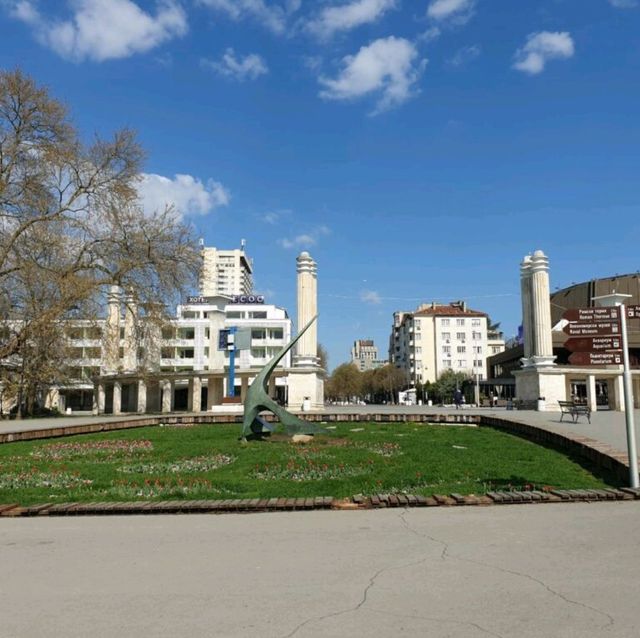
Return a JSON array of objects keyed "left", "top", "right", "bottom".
[{"left": 1, "top": 0, "right": 639, "bottom": 369}]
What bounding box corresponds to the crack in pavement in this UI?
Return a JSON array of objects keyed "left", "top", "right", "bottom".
[
  {"left": 398, "top": 508, "right": 615, "bottom": 631},
  {"left": 367, "top": 608, "right": 506, "bottom": 638},
  {"left": 281, "top": 554, "right": 431, "bottom": 638}
]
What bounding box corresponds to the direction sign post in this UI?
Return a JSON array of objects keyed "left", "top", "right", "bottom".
[{"left": 591, "top": 295, "right": 638, "bottom": 489}]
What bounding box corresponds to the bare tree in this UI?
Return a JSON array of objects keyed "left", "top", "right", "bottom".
[{"left": 0, "top": 69, "right": 200, "bottom": 415}]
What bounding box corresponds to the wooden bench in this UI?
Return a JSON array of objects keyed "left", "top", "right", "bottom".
[{"left": 558, "top": 401, "right": 591, "bottom": 424}]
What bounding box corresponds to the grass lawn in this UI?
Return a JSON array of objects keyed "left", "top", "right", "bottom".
[{"left": 0, "top": 422, "right": 619, "bottom": 505}]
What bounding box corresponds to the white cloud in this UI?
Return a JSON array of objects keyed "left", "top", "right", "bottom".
[
  {"left": 201, "top": 49, "right": 268, "bottom": 81},
  {"left": 278, "top": 225, "right": 330, "bottom": 249},
  {"left": 9, "top": 0, "right": 188, "bottom": 62},
  {"left": 137, "top": 173, "right": 230, "bottom": 218},
  {"left": 447, "top": 44, "right": 480, "bottom": 67},
  {"left": 427, "top": 0, "right": 475, "bottom": 23},
  {"left": 418, "top": 26, "right": 441, "bottom": 43},
  {"left": 360, "top": 290, "right": 381, "bottom": 304},
  {"left": 307, "top": 0, "right": 397, "bottom": 39},
  {"left": 608, "top": 0, "right": 637, "bottom": 7},
  {"left": 513, "top": 31, "right": 574, "bottom": 75},
  {"left": 197, "top": 0, "right": 297, "bottom": 34},
  {"left": 319, "top": 36, "right": 426, "bottom": 114}
]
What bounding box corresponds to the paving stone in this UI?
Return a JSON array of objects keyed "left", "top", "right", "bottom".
[
  {"left": 433, "top": 494, "right": 455, "bottom": 506},
  {"left": 285, "top": 498, "right": 296, "bottom": 509},
  {"left": 406, "top": 494, "right": 417, "bottom": 506},
  {"left": 620, "top": 487, "right": 640, "bottom": 498},
  {"left": 353, "top": 495, "right": 365, "bottom": 504},
  {"left": 550, "top": 490, "right": 571, "bottom": 500},
  {"left": 396, "top": 494, "right": 409, "bottom": 506},
  {"left": 0, "top": 503, "right": 19, "bottom": 515},
  {"left": 487, "top": 492, "right": 504, "bottom": 503},
  {"left": 450, "top": 493, "right": 466, "bottom": 505},
  {"left": 388, "top": 495, "right": 399, "bottom": 507},
  {"left": 370, "top": 495, "right": 381, "bottom": 507}
]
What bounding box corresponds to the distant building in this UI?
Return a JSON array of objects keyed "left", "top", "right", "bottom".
[
  {"left": 389, "top": 301, "right": 505, "bottom": 385},
  {"left": 199, "top": 241, "right": 253, "bottom": 297},
  {"left": 350, "top": 339, "right": 387, "bottom": 371}
]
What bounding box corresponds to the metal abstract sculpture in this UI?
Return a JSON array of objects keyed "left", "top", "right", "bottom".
[{"left": 241, "top": 315, "right": 322, "bottom": 438}]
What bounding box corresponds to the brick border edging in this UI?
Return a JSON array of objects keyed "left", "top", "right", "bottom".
[{"left": 2, "top": 488, "right": 639, "bottom": 517}]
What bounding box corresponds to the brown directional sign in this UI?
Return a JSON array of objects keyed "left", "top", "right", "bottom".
[
  {"left": 562, "top": 321, "right": 621, "bottom": 337},
  {"left": 564, "top": 336, "right": 622, "bottom": 352},
  {"left": 569, "top": 352, "right": 623, "bottom": 366},
  {"left": 627, "top": 305, "right": 640, "bottom": 319},
  {"left": 562, "top": 307, "right": 620, "bottom": 322}
]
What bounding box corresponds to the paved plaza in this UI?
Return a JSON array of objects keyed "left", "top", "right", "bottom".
[
  {"left": 1, "top": 407, "right": 639, "bottom": 637},
  {"left": 1, "top": 503, "right": 639, "bottom": 637}
]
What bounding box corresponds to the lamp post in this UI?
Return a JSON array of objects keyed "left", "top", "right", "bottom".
[{"left": 593, "top": 293, "right": 638, "bottom": 488}]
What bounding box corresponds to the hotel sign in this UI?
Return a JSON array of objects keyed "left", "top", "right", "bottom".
[{"left": 186, "top": 294, "right": 265, "bottom": 305}]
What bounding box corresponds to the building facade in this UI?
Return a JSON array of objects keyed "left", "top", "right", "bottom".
[
  {"left": 199, "top": 242, "right": 253, "bottom": 297},
  {"left": 389, "top": 301, "right": 505, "bottom": 385},
  {"left": 351, "top": 339, "right": 378, "bottom": 371}
]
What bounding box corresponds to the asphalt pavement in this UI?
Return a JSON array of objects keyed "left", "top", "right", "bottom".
[{"left": 1, "top": 503, "right": 638, "bottom": 637}]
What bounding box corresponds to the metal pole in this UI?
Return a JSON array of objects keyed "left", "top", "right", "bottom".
[
  {"left": 619, "top": 305, "right": 639, "bottom": 487},
  {"left": 228, "top": 327, "right": 237, "bottom": 398}
]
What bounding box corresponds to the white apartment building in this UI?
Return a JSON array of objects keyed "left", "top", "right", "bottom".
[
  {"left": 57, "top": 294, "right": 292, "bottom": 412},
  {"left": 199, "top": 242, "right": 253, "bottom": 297},
  {"left": 389, "top": 301, "right": 505, "bottom": 384}
]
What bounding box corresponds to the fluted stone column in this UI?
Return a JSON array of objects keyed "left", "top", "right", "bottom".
[
  {"left": 529, "top": 250, "right": 555, "bottom": 367},
  {"left": 123, "top": 292, "right": 137, "bottom": 372},
  {"left": 103, "top": 285, "right": 121, "bottom": 374},
  {"left": 520, "top": 255, "right": 533, "bottom": 364},
  {"left": 162, "top": 380, "right": 173, "bottom": 413},
  {"left": 294, "top": 251, "right": 318, "bottom": 367}
]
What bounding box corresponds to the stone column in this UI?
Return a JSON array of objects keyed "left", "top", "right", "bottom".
[
  {"left": 94, "top": 382, "right": 106, "bottom": 415},
  {"left": 520, "top": 255, "right": 533, "bottom": 364},
  {"left": 529, "top": 250, "right": 555, "bottom": 368},
  {"left": 268, "top": 375, "right": 276, "bottom": 399},
  {"left": 137, "top": 379, "right": 147, "bottom": 414},
  {"left": 613, "top": 375, "right": 625, "bottom": 412},
  {"left": 162, "top": 379, "right": 173, "bottom": 413},
  {"left": 294, "top": 251, "right": 319, "bottom": 367},
  {"left": 103, "top": 285, "right": 121, "bottom": 374},
  {"left": 587, "top": 375, "right": 597, "bottom": 412},
  {"left": 123, "top": 292, "right": 137, "bottom": 372},
  {"left": 113, "top": 381, "right": 122, "bottom": 415},
  {"left": 189, "top": 377, "right": 202, "bottom": 413},
  {"left": 240, "top": 376, "right": 249, "bottom": 402}
]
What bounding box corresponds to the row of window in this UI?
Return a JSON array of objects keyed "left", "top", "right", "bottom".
[{"left": 441, "top": 331, "right": 483, "bottom": 341}]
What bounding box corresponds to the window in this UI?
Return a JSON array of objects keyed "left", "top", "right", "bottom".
[
  {"left": 443, "top": 345, "right": 451, "bottom": 354},
  {"left": 473, "top": 346, "right": 482, "bottom": 354},
  {"left": 182, "top": 311, "right": 199, "bottom": 319},
  {"left": 270, "top": 328, "right": 284, "bottom": 339},
  {"left": 251, "top": 329, "right": 266, "bottom": 340},
  {"left": 458, "top": 360, "right": 466, "bottom": 368},
  {"left": 162, "top": 327, "right": 175, "bottom": 339},
  {"left": 161, "top": 347, "right": 173, "bottom": 358},
  {"left": 442, "top": 332, "right": 450, "bottom": 340},
  {"left": 441, "top": 318, "right": 450, "bottom": 326},
  {"left": 457, "top": 345, "right": 466, "bottom": 353},
  {"left": 472, "top": 331, "right": 481, "bottom": 340},
  {"left": 472, "top": 319, "right": 481, "bottom": 327},
  {"left": 249, "top": 311, "right": 267, "bottom": 319},
  {"left": 226, "top": 311, "right": 244, "bottom": 319},
  {"left": 456, "top": 332, "right": 465, "bottom": 340},
  {"left": 205, "top": 328, "right": 210, "bottom": 338},
  {"left": 178, "top": 348, "right": 194, "bottom": 359},
  {"left": 415, "top": 347, "right": 422, "bottom": 354},
  {"left": 442, "top": 359, "right": 452, "bottom": 368},
  {"left": 177, "top": 327, "right": 194, "bottom": 340},
  {"left": 414, "top": 319, "right": 421, "bottom": 330},
  {"left": 252, "top": 347, "right": 266, "bottom": 358},
  {"left": 456, "top": 318, "right": 465, "bottom": 326}
]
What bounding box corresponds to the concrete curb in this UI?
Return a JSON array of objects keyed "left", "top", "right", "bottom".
[{"left": 2, "top": 489, "right": 639, "bottom": 517}]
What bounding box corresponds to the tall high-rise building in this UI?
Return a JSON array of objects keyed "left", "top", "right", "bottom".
[
  {"left": 351, "top": 339, "right": 384, "bottom": 371},
  {"left": 199, "top": 241, "right": 253, "bottom": 297}
]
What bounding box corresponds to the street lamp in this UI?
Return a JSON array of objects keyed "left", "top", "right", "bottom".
[{"left": 593, "top": 293, "right": 638, "bottom": 488}]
